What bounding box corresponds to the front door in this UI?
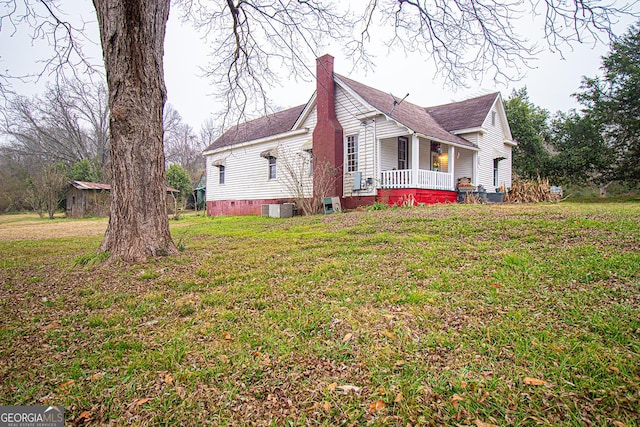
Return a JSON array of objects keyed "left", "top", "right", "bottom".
[
  {"left": 398, "top": 136, "right": 408, "bottom": 169},
  {"left": 431, "top": 152, "right": 440, "bottom": 172}
]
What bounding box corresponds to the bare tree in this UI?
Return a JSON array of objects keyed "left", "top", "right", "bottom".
[
  {"left": 178, "top": 0, "right": 353, "bottom": 125},
  {"left": 280, "top": 149, "right": 339, "bottom": 215},
  {"left": 0, "top": 152, "right": 29, "bottom": 212},
  {"left": 355, "top": 0, "right": 639, "bottom": 85},
  {"left": 164, "top": 104, "right": 205, "bottom": 181},
  {"left": 199, "top": 117, "right": 221, "bottom": 149},
  {"left": 25, "top": 162, "right": 68, "bottom": 219},
  {"left": 0, "top": 79, "right": 109, "bottom": 172}
]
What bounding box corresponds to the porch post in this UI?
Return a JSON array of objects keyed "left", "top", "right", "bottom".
[
  {"left": 376, "top": 137, "right": 381, "bottom": 188},
  {"left": 448, "top": 145, "right": 455, "bottom": 190},
  {"left": 472, "top": 151, "right": 479, "bottom": 186},
  {"left": 411, "top": 134, "right": 419, "bottom": 187}
]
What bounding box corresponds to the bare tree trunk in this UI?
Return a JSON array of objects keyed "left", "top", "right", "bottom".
[{"left": 93, "top": 0, "right": 177, "bottom": 261}]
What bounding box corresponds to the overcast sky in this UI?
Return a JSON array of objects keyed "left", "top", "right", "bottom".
[{"left": 1, "top": 1, "right": 637, "bottom": 134}]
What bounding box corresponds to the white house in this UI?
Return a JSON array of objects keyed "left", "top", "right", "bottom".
[{"left": 203, "top": 55, "right": 515, "bottom": 216}]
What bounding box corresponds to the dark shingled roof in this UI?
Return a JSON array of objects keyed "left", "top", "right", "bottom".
[
  {"left": 204, "top": 104, "right": 306, "bottom": 152},
  {"left": 426, "top": 92, "right": 499, "bottom": 132},
  {"left": 204, "top": 77, "right": 499, "bottom": 153},
  {"left": 335, "top": 74, "right": 475, "bottom": 148}
]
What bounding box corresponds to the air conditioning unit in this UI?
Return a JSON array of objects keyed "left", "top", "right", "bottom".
[{"left": 263, "top": 203, "right": 295, "bottom": 218}]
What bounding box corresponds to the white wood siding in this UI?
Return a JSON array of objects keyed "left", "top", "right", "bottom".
[
  {"left": 206, "top": 132, "right": 312, "bottom": 201},
  {"left": 335, "top": 85, "right": 378, "bottom": 196},
  {"left": 476, "top": 100, "right": 513, "bottom": 191},
  {"left": 380, "top": 138, "right": 398, "bottom": 171},
  {"left": 454, "top": 148, "right": 474, "bottom": 181},
  {"left": 419, "top": 140, "right": 431, "bottom": 170}
]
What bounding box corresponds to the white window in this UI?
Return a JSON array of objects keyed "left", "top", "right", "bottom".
[
  {"left": 491, "top": 111, "right": 497, "bottom": 126},
  {"left": 219, "top": 165, "right": 225, "bottom": 184},
  {"left": 493, "top": 158, "right": 499, "bottom": 186},
  {"left": 346, "top": 135, "right": 358, "bottom": 172},
  {"left": 268, "top": 156, "right": 277, "bottom": 180}
]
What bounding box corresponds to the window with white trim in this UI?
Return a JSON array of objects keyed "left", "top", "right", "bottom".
[
  {"left": 219, "top": 165, "right": 225, "bottom": 184},
  {"left": 268, "top": 156, "right": 277, "bottom": 180},
  {"left": 493, "top": 158, "right": 499, "bottom": 186},
  {"left": 346, "top": 135, "right": 358, "bottom": 172}
]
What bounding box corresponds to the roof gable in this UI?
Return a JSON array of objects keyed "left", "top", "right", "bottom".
[
  {"left": 426, "top": 92, "right": 499, "bottom": 132},
  {"left": 204, "top": 104, "right": 306, "bottom": 152},
  {"left": 335, "top": 75, "right": 476, "bottom": 148}
]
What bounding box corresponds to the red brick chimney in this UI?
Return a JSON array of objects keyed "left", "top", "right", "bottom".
[{"left": 312, "top": 54, "right": 343, "bottom": 199}]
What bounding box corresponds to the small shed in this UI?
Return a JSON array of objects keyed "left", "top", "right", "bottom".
[
  {"left": 66, "top": 180, "right": 110, "bottom": 218},
  {"left": 66, "top": 180, "right": 180, "bottom": 218}
]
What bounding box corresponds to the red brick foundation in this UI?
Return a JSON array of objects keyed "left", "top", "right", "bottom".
[
  {"left": 207, "top": 189, "right": 457, "bottom": 216},
  {"left": 341, "top": 195, "right": 377, "bottom": 210},
  {"left": 206, "top": 199, "right": 294, "bottom": 216},
  {"left": 377, "top": 189, "right": 457, "bottom": 206}
]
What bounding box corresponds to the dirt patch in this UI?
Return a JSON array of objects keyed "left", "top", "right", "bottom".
[{"left": 0, "top": 219, "right": 107, "bottom": 241}]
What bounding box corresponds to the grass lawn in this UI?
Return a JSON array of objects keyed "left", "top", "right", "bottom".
[{"left": 0, "top": 202, "right": 638, "bottom": 426}]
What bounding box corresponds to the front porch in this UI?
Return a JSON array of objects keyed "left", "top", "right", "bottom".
[
  {"left": 380, "top": 169, "right": 453, "bottom": 190},
  {"left": 377, "top": 135, "right": 477, "bottom": 192}
]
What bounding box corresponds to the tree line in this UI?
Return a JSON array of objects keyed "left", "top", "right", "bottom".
[
  {"left": 0, "top": 78, "right": 212, "bottom": 215},
  {"left": 506, "top": 23, "right": 640, "bottom": 197}
]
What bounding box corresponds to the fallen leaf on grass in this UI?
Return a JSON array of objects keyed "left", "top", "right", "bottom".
[
  {"left": 336, "top": 384, "right": 361, "bottom": 393},
  {"left": 323, "top": 401, "right": 331, "bottom": 413},
  {"left": 395, "top": 360, "right": 405, "bottom": 367},
  {"left": 76, "top": 411, "right": 92, "bottom": 422},
  {"left": 524, "top": 377, "right": 547, "bottom": 386},
  {"left": 342, "top": 333, "right": 353, "bottom": 343},
  {"left": 608, "top": 366, "right": 620, "bottom": 373},
  {"left": 451, "top": 394, "right": 464, "bottom": 408},
  {"left": 134, "top": 398, "right": 151, "bottom": 407},
  {"left": 474, "top": 420, "right": 498, "bottom": 427},
  {"left": 87, "top": 373, "right": 105, "bottom": 381},
  {"left": 491, "top": 283, "right": 501, "bottom": 288},
  {"left": 57, "top": 380, "right": 74, "bottom": 391},
  {"left": 164, "top": 373, "right": 174, "bottom": 385},
  {"left": 176, "top": 386, "right": 186, "bottom": 399},
  {"left": 368, "top": 399, "right": 385, "bottom": 413},
  {"left": 394, "top": 392, "right": 404, "bottom": 403},
  {"left": 613, "top": 421, "right": 626, "bottom": 427},
  {"left": 42, "top": 321, "right": 61, "bottom": 331},
  {"left": 383, "top": 330, "right": 397, "bottom": 340},
  {"left": 222, "top": 331, "right": 231, "bottom": 341},
  {"left": 327, "top": 382, "right": 337, "bottom": 392}
]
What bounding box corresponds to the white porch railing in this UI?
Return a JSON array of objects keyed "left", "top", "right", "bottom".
[
  {"left": 418, "top": 169, "right": 452, "bottom": 190},
  {"left": 380, "top": 169, "right": 412, "bottom": 189},
  {"left": 380, "top": 169, "right": 453, "bottom": 191}
]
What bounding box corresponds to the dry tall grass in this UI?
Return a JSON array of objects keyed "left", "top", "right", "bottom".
[{"left": 505, "top": 177, "right": 561, "bottom": 203}]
